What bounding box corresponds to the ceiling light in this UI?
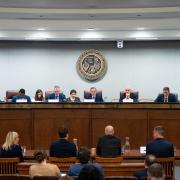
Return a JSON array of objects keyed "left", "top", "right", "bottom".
[
  {"left": 135, "top": 37, "right": 159, "bottom": 40},
  {"left": 37, "top": 28, "right": 46, "bottom": 31},
  {"left": 137, "top": 27, "right": 145, "bottom": 30}
]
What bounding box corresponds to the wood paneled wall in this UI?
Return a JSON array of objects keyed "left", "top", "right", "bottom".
[{"left": 0, "top": 103, "right": 179, "bottom": 149}]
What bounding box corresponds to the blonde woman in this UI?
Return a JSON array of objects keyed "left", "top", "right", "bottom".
[{"left": 0, "top": 131, "right": 23, "bottom": 161}]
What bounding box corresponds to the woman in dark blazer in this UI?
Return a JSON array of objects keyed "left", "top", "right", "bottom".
[
  {"left": 0, "top": 131, "right": 23, "bottom": 161},
  {"left": 66, "top": 89, "right": 81, "bottom": 103}
]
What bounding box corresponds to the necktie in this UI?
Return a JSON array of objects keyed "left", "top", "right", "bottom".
[
  {"left": 164, "top": 97, "right": 168, "bottom": 103},
  {"left": 55, "top": 96, "right": 59, "bottom": 99}
]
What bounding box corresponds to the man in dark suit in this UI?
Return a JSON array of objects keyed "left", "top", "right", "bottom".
[
  {"left": 12, "top": 88, "right": 31, "bottom": 103},
  {"left": 48, "top": 85, "right": 66, "bottom": 102},
  {"left": 134, "top": 154, "right": 156, "bottom": 180},
  {"left": 96, "top": 125, "right": 121, "bottom": 157},
  {"left": 119, "top": 88, "right": 138, "bottom": 102},
  {"left": 146, "top": 126, "right": 174, "bottom": 157},
  {"left": 154, "top": 87, "right": 178, "bottom": 103},
  {"left": 50, "top": 127, "right": 77, "bottom": 157},
  {"left": 86, "top": 87, "right": 103, "bottom": 102}
]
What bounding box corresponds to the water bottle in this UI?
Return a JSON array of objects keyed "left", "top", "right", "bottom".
[{"left": 124, "top": 137, "right": 130, "bottom": 153}]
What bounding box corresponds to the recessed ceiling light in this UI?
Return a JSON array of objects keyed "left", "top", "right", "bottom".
[
  {"left": 137, "top": 27, "right": 145, "bottom": 30},
  {"left": 37, "top": 28, "right": 46, "bottom": 31},
  {"left": 135, "top": 37, "right": 158, "bottom": 40}
]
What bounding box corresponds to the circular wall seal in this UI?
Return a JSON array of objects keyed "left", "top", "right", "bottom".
[{"left": 76, "top": 49, "right": 107, "bottom": 82}]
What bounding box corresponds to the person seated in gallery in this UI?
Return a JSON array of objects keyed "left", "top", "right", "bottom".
[
  {"left": 50, "top": 127, "right": 77, "bottom": 157},
  {"left": 0, "top": 131, "right": 23, "bottom": 161},
  {"left": 48, "top": 85, "right": 66, "bottom": 102},
  {"left": 134, "top": 154, "right": 156, "bottom": 180},
  {"left": 66, "top": 89, "right": 81, "bottom": 103},
  {"left": 85, "top": 87, "right": 103, "bottom": 102},
  {"left": 68, "top": 147, "right": 104, "bottom": 177},
  {"left": 148, "top": 163, "right": 165, "bottom": 180},
  {"left": 154, "top": 87, "right": 178, "bottom": 103},
  {"left": 78, "top": 164, "right": 104, "bottom": 180},
  {"left": 119, "top": 88, "right": 138, "bottom": 102},
  {"left": 29, "top": 150, "right": 61, "bottom": 177},
  {"left": 146, "top": 126, "right": 174, "bottom": 157},
  {"left": 12, "top": 88, "right": 31, "bottom": 103},
  {"left": 34, "top": 89, "right": 44, "bottom": 101},
  {"left": 96, "top": 125, "right": 121, "bottom": 157}
]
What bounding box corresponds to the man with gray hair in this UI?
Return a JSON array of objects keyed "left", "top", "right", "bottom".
[
  {"left": 96, "top": 125, "right": 121, "bottom": 157},
  {"left": 146, "top": 126, "right": 174, "bottom": 157},
  {"left": 148, "top": 163, "right": 165, "bottom": 180},
  {"left": 48, "top": 85, "right": 66, "bottom": 102}
]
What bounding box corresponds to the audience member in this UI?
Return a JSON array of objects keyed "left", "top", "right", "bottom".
[
  {"left": 78, "top": 164, "right": 104, "bottom": 180},
  {"left": 0, "top": 131, "right": 23, "bottom": 161},
  {"left": 68, "top": 147, "right": 104, "bottom": 177},
  {"left": 48, "top": 85, "right": 66, "bottom": 102},
  {"left": 146, "top": 126, "right": 174, "bottom": 157},
  {"left": 96, "top": 125, "right": 121, "bottom": 157},
  {"left": 134, "top": 154, "right": 156, "bottom": 180},
  {"left": 154, "top": 87, "right": 178, "bottom": 103},
  {"left": 50, "top": 127, "right": 77, "bottom": 157},
  {"left": 148, "top": 163, "right": 165, "bottom": 180},
  {"left": 29, "top": 150, "right": 61, "bottom": 177},
  {"left": 12, "top": 88, "right": 31, "bottom": 103},
  {"left": 66, "top": 89, "right": 81, "bottom": 102}
]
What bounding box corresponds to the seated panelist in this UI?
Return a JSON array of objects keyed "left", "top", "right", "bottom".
[
  {"left": 12, "top": 88, "right": 31, "bottom": 103},
  {"left": 66, "top": 89, "right": 81, "bottom": 103},
  {"left": 119, "top": 88, "right": 138, "bottom": 102},
  {"left": 48, "top": 85, "right": 66, "bottom": 102},
  {"left": 85, "top": 87, "right": 103, "bottom": 102},
  {"left": 34, "top": 89, "right": 44, "bottom": 101},
  {"left": 154, "top": 87, "right": 178, "bottom": 103}
]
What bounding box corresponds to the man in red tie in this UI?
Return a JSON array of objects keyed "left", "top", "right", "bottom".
[{"left": 154, "top": 87, "right": 178, "bottom": 103}]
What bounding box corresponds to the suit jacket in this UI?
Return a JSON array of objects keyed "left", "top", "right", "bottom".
[
  {"left": 96, "top": 135, "right": 121, "bottom": 157},
  {"left": 0, "top": 145, "right": 23, "bottom": 162},
  {"left": 48, "top": 93, "right": 66, "bottom": 102},
  {"left": 119, "top": 93, "right": 138, "bottom": 102},
  {"left": 155, "top": 93, "right": 178, "bottom": 103},
  {"left": 66, "top": 97, "right": 81, "bottom": 103},
  {"left": 50, "top": 139, "right": 77, "bottom": 157},
  {"left": 146, "top": 138, "right": 174, "bottom": 157},
  {"left": 134, "top": 168, "right": 148, "bottom": 180},
  {"left": 85, "top": 94, "right": 104, "bottom": 103},
  {"left": 12, "top": 95, "right": 31, "bottom": 103}
]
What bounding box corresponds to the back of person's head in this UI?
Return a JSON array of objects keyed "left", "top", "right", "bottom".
[
  {"left": 2, "top": 131, "right": 19, "bottom": 151},
  {"left": 105, "top": 125, "right": 114, "bottom": 136},
  {"left": 19, "top": 88, "right": 25, "bottom": 94},
  {"left": 145, "top": 155, "right": 156, "bottom": 167},
  {"left": 34, "top": 151, "right": 47, "bottom": 163},
  {"left": 154, "top": 126, "right": 165, "bottom": 137},
  {"left": 58, "top": 127, "right": 69, "bottom": 138},
  {"left": 148, "top": 163, "right": 165, "bottom": 180},
  {"left": 78, "top": 165, "right": 103, "bottom": 180},
  {"left": 77, "top": 147, "right": 91, "bottom": 164}
]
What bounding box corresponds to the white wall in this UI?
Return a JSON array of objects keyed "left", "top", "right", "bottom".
[{"left": 0, "top": 41, "right": 180, "bottom": 101}]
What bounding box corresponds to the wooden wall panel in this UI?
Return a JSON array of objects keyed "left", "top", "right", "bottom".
[
  {"left": 0, "top": 110, "right": 32, "bottom": 149},
  {"left": 148, "top": 110, "right": 180, "bottom": 148},
  {"left": 91, "top": 109, "right": 148, "bottom": 149},
  {"left": 33, "top": 109, "right": 91, "bottom": 149}
]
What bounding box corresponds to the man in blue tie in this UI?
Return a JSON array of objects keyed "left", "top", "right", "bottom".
[
  {"left": 48, "top": 85, "right": 66, "bottom": 102},
  {"left": 88, "top": 87, "right": 103, "bottom": 102}
]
